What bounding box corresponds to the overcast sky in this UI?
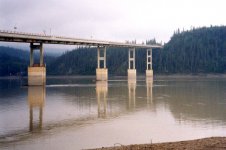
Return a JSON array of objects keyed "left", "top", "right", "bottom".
[{"left": 0, "top": 0, "right": 226, "bottom": 52}]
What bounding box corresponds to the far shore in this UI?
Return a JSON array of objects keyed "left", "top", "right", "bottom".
[
  {"left": 2, "top": 73, "right": 226, "bottom": 80},
  {"left": 90, "top": 137, "right": 226, "bottom": 150}
]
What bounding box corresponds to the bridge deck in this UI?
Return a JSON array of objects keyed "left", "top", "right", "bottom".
[{"left": 0, "top": 30, "right": 162, "bottom": 49}]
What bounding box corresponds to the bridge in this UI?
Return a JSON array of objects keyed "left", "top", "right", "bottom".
[{"left": 0, "top": 30, "right": 162, "bottom": 85}]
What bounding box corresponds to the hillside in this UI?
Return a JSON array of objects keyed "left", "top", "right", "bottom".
[
  {"left": 155, "top": 26, "right": 226, "bottom": 74},
  {"left": 48, "top": 26, "right": 226, "bottom": 75},
  {"left": 0, "top": 46, "right": 56, "bottom": 76}
]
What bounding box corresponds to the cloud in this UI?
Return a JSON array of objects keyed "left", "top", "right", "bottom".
[{"left": 0, "top": 0, "right": 226, "bottom": 51}]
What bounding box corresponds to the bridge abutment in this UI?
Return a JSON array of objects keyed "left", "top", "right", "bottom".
[
  {"left": 96, "top": 46, "right": 108, "bottom": 81},
  {"left": 128, "top": 48, "right": 136, "bottom": 80},
  {"left": 28, "top": 43, "right": 46, "bottom": 86}
]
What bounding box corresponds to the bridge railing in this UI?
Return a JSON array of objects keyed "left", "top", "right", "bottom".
[{"left": 0, "top": 29, "right": 163, "bottom": 48}]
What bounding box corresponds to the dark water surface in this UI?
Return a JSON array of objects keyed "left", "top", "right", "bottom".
[{"left": 1, "top": 76, "right": 226, "bottom": 149}]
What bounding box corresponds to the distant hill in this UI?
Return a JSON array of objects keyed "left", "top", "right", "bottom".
[
  {"left": 0, "top": 47, "right": 28, "bottom": 76},
  {"left": 154, "top": 26, "right": 226, "bottom": 74},
  {"left": 0, "top": 46, "right": 30, "bottom": 61},
  {"left": 0, "top": 46, "right": 56, "bottom": 76},
  {"left": 0, "top": 53, "right": 28, "bottom": 76}
]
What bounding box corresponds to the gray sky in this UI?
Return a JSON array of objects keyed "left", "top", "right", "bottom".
[{"left": 1, "top": 0, "right": 226, "bottom": 52}]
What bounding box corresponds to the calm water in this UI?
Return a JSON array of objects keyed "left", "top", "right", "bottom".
[{"left": 1, "top": 76, "right": 226, "bottom": 149}]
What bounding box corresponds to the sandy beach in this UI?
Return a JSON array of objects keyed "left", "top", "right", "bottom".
[{"left": 91, "top": 137, "right": 226, "bottom": 150}]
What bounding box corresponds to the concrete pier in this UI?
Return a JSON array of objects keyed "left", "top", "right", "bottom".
[
  {"left": 96, "top": 68, "right": 108, "bottom": 81},
  {"left": 146, "top": 48, "right": 153, "bottom": 78},
  {"left": 128, "top": 69, "right": 136, "bottom": 79},
  {"left": 146, "top": 48, "right": 153, "bottom": 106},
  {"left": 28, "top": 67, "right": 46, "bottom": 86},
  {"left": 128, "top": 48, "right": 136, "bottom": 79},
  {"left": 28, "top": 43, "right": 46, "bottom": 86},
  {"left": 146, "top": 70, "right": 153, "bottom": 78},
  {"left": 96, "top": 46, "right": 108, "bottom": 81}
]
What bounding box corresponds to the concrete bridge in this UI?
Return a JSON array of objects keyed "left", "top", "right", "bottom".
[{"left": 0, "top": 30, "right": 162, "bottom": 85}]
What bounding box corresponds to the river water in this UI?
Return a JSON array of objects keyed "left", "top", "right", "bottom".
[{"left": 0, "top": 76, "right": 226, "bottom": 149}]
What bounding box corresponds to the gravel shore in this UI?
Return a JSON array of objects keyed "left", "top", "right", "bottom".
[{"left": 90, "top": 137, "right": 226, "bottom": 150}]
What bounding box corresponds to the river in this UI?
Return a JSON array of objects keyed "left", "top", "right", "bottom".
[{"left": 0, "top": 76, "right": 226, "bottom": 149}]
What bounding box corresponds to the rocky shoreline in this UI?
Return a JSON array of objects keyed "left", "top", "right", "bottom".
[{"left": 90, "top": 137, "right": 226, "bottom": 150}]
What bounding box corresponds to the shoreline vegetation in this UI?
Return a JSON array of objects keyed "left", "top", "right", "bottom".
[{"left": 90, "top": 137, "right": 226, "bottom": 150}]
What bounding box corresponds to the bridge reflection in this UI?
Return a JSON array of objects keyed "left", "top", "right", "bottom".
[
  {"left": 127, "top": 78, "right": 153, "bottom": 110},
  {"left": 146, "top": 77, "right": 153, "bottom": 106},
  {"left": 6, "top": 78, "right": 226, "bottom": 145},
  {"left": 25, "top": 78, "right": 226, "bottom": 133},
  {"left": 28, "top": 86, "right": 45, "bottom": 131},
  {"left": 26, "top": 80, "right": 154, "bottom": 132},
  {"left": 96, "top": 81, "right": 108, "bottom": 118},
  {"left": 0, "top": 79, "right": 155, "bottom": 143},
  {"left": 128, "top": 79, "right": 136, "bottom": 109}
]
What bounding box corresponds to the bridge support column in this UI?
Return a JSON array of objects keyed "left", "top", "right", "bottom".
[
  {"left": 128, "top": 48, "right": 136, "bottom": 80},
  {"left": 96, "top": 46, "right": 108, "bottom": 81},
  {"left": 28, "top": 43, "right": 46, "bottom": 86},
  {"left": 146, "top": 49, "right": 153, "bottom": 79}
]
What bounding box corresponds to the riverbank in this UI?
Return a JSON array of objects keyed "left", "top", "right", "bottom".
[{"left": 91, "top": 137, "right": 226, "bottom": 150}]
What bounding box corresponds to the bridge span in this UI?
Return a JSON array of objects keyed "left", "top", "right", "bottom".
[{"left": 0, "top": 30, "right": 162, "bottom": 85}]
